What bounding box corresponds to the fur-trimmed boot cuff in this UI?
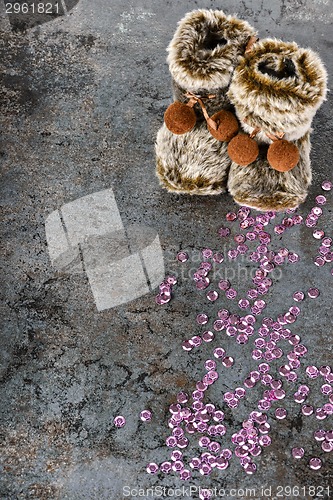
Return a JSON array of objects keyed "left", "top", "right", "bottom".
[
  {"left": 167, "top": 9, "right": 257, "bottom": 117},
  {"left": 226, "top": 38, "right": 327, "bottom": 211}
]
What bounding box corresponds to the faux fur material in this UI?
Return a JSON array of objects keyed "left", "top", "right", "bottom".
[
  {"left": 227, "top": 39, "right": 328, "bottom": 142},
  {"left": 227, "top": 134, "right": 312, "bottom": 211},
  {"left": 167, "top": 9, "right": 257, "bottom": 93},
  {"left": 156, "top": 122, "right": 230, "bottom": 195}
]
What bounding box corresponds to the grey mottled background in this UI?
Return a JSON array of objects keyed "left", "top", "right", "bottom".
[{"left": 0, "top": 1, "right": 332, "bottom": 499}]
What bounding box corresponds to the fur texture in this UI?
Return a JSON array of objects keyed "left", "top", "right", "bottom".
[
  {"left": 168, "top": 9, "right": 257, "bottom": 119},
  {"left": 227, "top": 39, "right": 327, "bottom": 141},
  {"left": 228, "top": 134, "right": 311, "bottom": 211},
  {"left": 156, "top": 122, "right": 230, "bottom": 195},
  {"left": 227, "top": 39, "right": 327, "bottom": 211},
  {"left": 156, "top": 9, "right": 256, "bottom": 195}
]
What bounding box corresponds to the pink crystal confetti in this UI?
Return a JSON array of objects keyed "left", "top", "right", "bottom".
[
  {"left": 146, "top": 462, "right": 159, "bottom": 474},
  {"left": 207, "top": 290, "right": 219, "bottom": 302},
  {"left": 307, "top": 287, "right": 320, "bottom": 299},
  {"left": 309, "top": 457, "right": 322, "bottom": 470},
  {"left": 196, "top": 313, "right": 208, "bottom": 325},
  {"left": 140, "top": 410, "right": 152, "bottom": 422},
  {"left": 113, "top": 415, "right": 126, "bottom": 428},
  {"left": 316, "top": 195, "right": 327, "bottom": 205},
  {"left": 322, "top": 180, "right": 332, "bottom": 191},
  {"left": 292, "top": 447, "right": 304, "bottom": 459},
  {"left": 177, "top": 251, "right": 189, "bottom": 262}
]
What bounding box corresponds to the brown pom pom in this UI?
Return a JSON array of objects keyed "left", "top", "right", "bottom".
[
  {"left": 227, "top": 134, "right": 259, "bottom": 166},
  {"left": 207, "top": 110, "right": 239, "bottom": 142},
  {"left": 267, "top": 139, "right": 300, "bottom": 172},
  {"left": 164, "top": 101, "right": 196, "bottom": 134}
]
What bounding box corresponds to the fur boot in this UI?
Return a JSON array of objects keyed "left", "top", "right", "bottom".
[
  {"left": 155, "top": 9, "right": 256, "bottom": 195},
  {"left": 227, "top": 38, "right": 327, "bottom": 211}
]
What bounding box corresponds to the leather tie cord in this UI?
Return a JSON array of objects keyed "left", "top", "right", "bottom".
[{"left": 185, "top": 92, "right": 218, "bottom": 131}]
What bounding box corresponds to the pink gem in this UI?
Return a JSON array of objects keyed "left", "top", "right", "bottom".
[
  {"left": 326, "top": 430, "right": 333, "bottom": 441},
  {"left": 298, "top": 384, "right": 310, "bottom": 395},
  {"left": 321, "top": 384, "right": 332, "bottom": 395},
  {"left": 312, "top": 206, "right": 323, "bottom": 216},
  {"left": 314, "top": 254, "right": 325, "bottom": 265},
  {"left": 202, "top": 330, "right": 214, "bottom": 343},
  {"left": 218, "top": 279, "right": 230, "bottom": 291},
  {"left": 316, "top": 195, "right": 327, "bottom": 205},
  {"left": 307, "top": 287, "right": 320, "bottom": 299},
  {"left": 236, "top": 333, "right": 248, "bottom": 344},
  {"left": 314, "top": 429, "right": 326, "bottom": 441},
  {"left": 308, "top": 457, "right": 322, "bottom": 470},
  {"left": 244, "top": 377, "right": 256, "bottom": 388},
  {"left": 160, "top": 461, "right": 172, "bottom": 474},
  {"left": 322, "top": 237, "right": 332, "bottom": 247},
  {"left": 207, "top": 290, "right": 219, "bottom": 302},
  {"left": 288, "top": 252, "right": 299, "bottom": 263},
  {"left": 315, "top": 408, "right": 327, "bottom": 420},
  {"left": 320, "top": 365, "right": 331, "bottom": 376},
  {"left": 182, "top": 340, "right": 193, "bottom": 351},
  {"left": 226, "top": 288, "right": 237, "bottom": 299},
  {"left": 140, "top": 410, "right": 152, "bottom": 422},
  {"left": 322, "top": 180, "right": 332, "bottom": 191},
  {"left": 113, "top": 415, "right": 126, "bottom": 428},
  {"left": 238, "top": 298, "right": 250, "bottom": 309},
  {"left": 189, "top": 336, "right": 202, "bottom": 348},
  {"left": 252, "top": 349, "right": 262, "bottom": 361},
  {"left": 275, "top": 407, "right": 287, "bottom": 419},
  {"left": 213, "top": 319, "right": 225, "bottom": 331},
  {"left": 197, "top": 313, "right": 208, "bottom": 325},
  {"left": 205, "top": 359, "right": 217, "bottom": 371},
  {"left": 292, "top": 447, "right": 304, "bottom": 459},
  {"left": 196, "top": 278, "right": 210, "bottom": 290},
  {"left": 172, "top": 459, "right": 184, "bottom": 472},
  {"left": 177, "top": 392, "right": 188, "bottom": 405},
  {"left": 226, "top": 212, "right": 237, "bottom": 221},
  {"left": 166, "top": 275, "right": 177, "bottom": 285},
  {"left": 155, "top": 294, "right": 171, "bottom": 305},
  {"left": 218, "top": 226, "right": 231, "bottom": 237},
  {"left": 323, "top": 403, "right": 333, "bottom": 415},
  {"left": 199, "top": 463, "right": 212, "bottom": 476},
  {"left": 177, "top": 437, "right": 189, "bottom": 449},
  {"left": 177, "top": 251, "right": 189, "bottom": 262},
  {"left": 171, "top": 450, "right": 183, "bottom": 461},
  {"left": 222, "top": 356, "right": 234, "bottom": 368},
  {"left": 199, "top": 489, "right": 212, "bottom": 500},
  {"left": 215, "top": 424, "right": 226, "bottom": 435},
  {"left": 259, "top": 435, "right": 271, "bottom": 447},
  {"left": 213, "top": 252, "right": 224, "bottom": 263},
  {"left": 302, "top": 404, "right": 314, "bottom": 416},
  {"left": 319, "top": 439, "right": 332, "bottom": 452},
  {"left": 146, "top": 462, "right": 159, "bottom": 474},
  {"left": 213, "top": 347, "right": 226, "bottom": 359},
  {"left": 274, "top": 224, "right": 285, "bottom": 235},
  {"left": 313, "top": 229, "right": 325, "bottom": 240},
  {"left": 228, "top": 249, "right": 239, "bottom": 260},
  {"left": 179, "top": 469, "right": 191, "bottom": 480},
  {"left": 306, "top": 365, "right": 319, "bottom": 378},
  {"left": 202, "top": 248, "right": 213, "bottom": 259},
  {"left": 258, "top": 362, "right": 270, "bottom": 374}
]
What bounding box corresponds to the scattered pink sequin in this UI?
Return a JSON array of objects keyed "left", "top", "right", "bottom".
[
  {"left": 114, "top": 415, "right": 126, "bottom": 428},
  {"left": 321, "top": 180, "right": 332, "bottom": 191}
]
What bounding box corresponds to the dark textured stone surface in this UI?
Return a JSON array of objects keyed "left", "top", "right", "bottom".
[{"left": 0, "top": 1, "right": 332, "bottom": 498}]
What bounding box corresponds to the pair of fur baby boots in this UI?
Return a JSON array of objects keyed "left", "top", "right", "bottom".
[{"left": 156, "top": 9, "right": 327, "bottom": 211}]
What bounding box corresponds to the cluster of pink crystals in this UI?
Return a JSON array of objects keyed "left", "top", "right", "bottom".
[
  {"left": 146, "top": 181, "right": 332, "bottom": 484},
  {"left": 155, "top": 274, "right": 177, "bottom": 305}
]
